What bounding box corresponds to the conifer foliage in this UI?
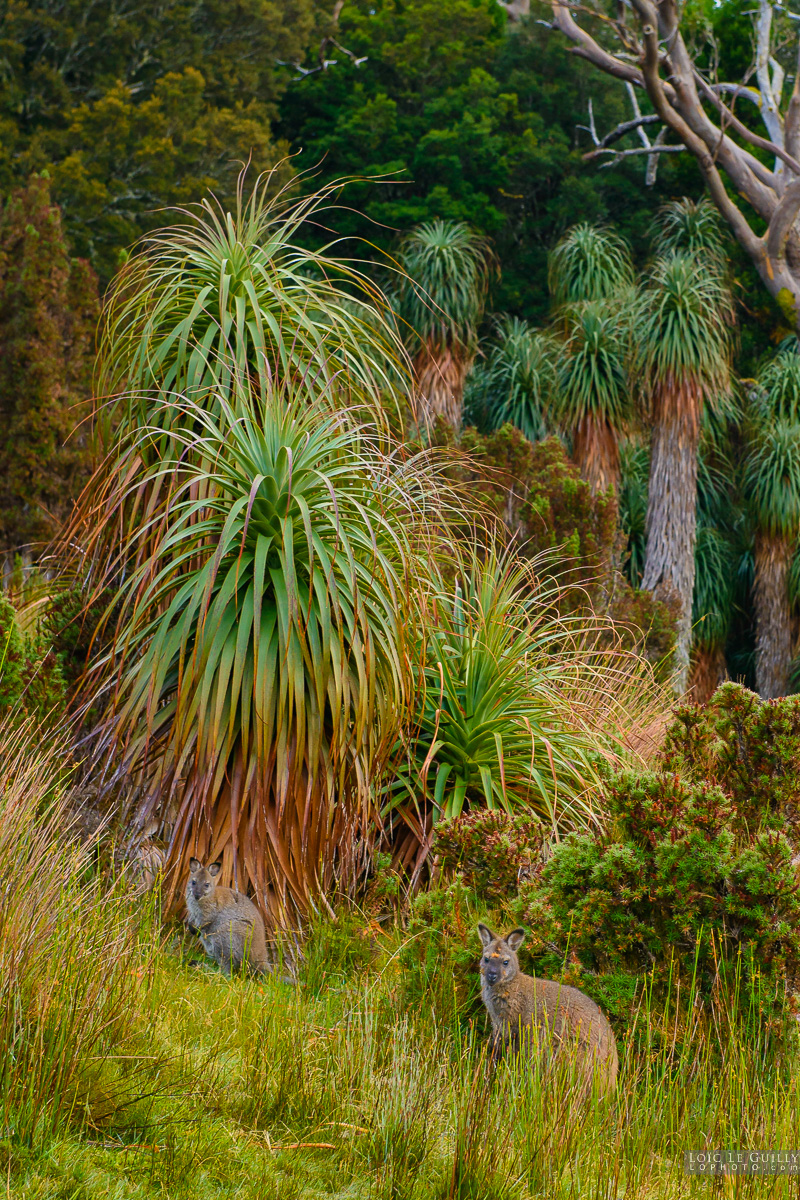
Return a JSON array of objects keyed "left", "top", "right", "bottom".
[{"left": 0, "top": 174, "right": 98, "bottom": 554}]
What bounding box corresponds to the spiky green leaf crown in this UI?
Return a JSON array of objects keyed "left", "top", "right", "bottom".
[
  {"left": 548, "top": 223, "right": 634, "bottom": 308},
  {"left": 398, "top": 219, "right": 493, "bottom": 349}
]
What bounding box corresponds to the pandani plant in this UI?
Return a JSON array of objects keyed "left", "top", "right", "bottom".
[
  {"left": 74, "top": 379, "right": 444, "bottom": 923},
  {"left": 97, "top": 167, "right": 409, "bottom": 444},
  {"left": 463, "top": 316, "right": 556, "bottom": 442},
  {"left": 650, "top": 197, "right": 727, "bottom": 269},
  {"left": 383, "top": 546, "right": 627, "bottom": 877},
  {"left": 744, "top": 355, "right": 800, "bottom": 698},
  {"left": 551, "top": 299, "right": 633, "bottom": 496},
  {"left": 547, "top": 225, "right": 635, "bottom": 496},
  {"left": 618, "top": 440, "right": 649, "bottom": 588},
  {"left": 547, "top": 223, "right": 634, "bottom": 309},
  {"left": 635, "top": 249, "right": 734, "bottom": 694},
  {"left": 397, "top": 220, "right": 494, "bottom": 431},
  {"left": 688, "top": 431, "right": 738, "bottom": 704}
]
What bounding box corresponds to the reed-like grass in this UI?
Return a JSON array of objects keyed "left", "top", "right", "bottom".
[
  {"left": 6, "top": 899, "right": 800, "bottom": 1199},
  {"left": 0, "top": 718, "right": 157, "bottom": 1150},
  {"left": 3, "top": 730, "right": 799, "bottom": 1199}
]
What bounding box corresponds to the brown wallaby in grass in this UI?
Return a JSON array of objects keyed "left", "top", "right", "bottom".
[
  {"left": 478, "top": 924, "right": 618, "bottom": 1094},
  {"left": 185, "top": 858, "right": 270, "bottom": 976}
]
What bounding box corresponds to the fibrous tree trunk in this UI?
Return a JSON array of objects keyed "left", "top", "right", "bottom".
[
  {"left": 640, "top": 384, "right": 700, "bottom": 693},
  {"left": 688, "top": 643, "right": 727, "bottom": 706},
  {"left": 413, "top": 339, "right": 471, "bottom": 430},
  {"left": 754, "top": 530, "right": 794, "bottom": 699},
  {"left": 572, "top": 412, "right": 620, "bottom": 495}
]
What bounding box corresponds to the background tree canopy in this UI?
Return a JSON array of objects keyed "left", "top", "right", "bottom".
[
  {"left": 276, "top": 0, "right": 705, "bottom": 322},
  {"left": 0, "top": 0, "right": 773, "bottom": 349},
  {"left": 0, "top": 0, "right": 315, "bottom": 280}
]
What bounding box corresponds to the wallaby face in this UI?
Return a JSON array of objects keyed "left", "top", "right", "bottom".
[
  {"left": 187, "top": 857, "right": 221, "bottom": 903},
  {"left": 478, "top": 923, "right": 525, "bottom": 989}
]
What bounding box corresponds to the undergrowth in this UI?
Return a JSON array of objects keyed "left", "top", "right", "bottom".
[
  {"left": 3, "top": 715, "right": 800, "bottom": 1198},
  {"left": 5, "top": 904, "right": 800, "bottom": 1198}
]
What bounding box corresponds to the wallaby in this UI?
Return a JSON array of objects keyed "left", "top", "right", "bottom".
[
  {"left": 185, "top": 858, "right": 270, "bottom": 976},
  {"left": 477, "top": 924, "right": 618, "bottom": 1094}
]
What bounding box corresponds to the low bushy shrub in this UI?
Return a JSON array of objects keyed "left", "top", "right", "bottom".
[
  {"left": 458, "top": 427, "right": 678, "bottom": 676},
  {"left": 519, "top": 772, "right": 800, "bottom": 982},
  {"left": 518, "top": 684, "right": 800, "bottom": 1003},
  {"left": 0, "top": 593, "right": 65, "bottom": 722},
  {"left": 400, "top": 875, "right": 482, "bottom": 1026},
  {"left": 421, "top": 685, "right": 800, "bottom": 1030},
  {"left": 433, "top": 809, "right": 543, "bottom": 901}
]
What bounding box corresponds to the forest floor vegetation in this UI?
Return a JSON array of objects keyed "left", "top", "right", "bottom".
[{"left": 3, "top": 715, "right": 800, "bottom": 1200}]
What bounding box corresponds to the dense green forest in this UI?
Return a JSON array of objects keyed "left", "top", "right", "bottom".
[{"left": 3, "top": 0, "right": 796, "bottom": 697}]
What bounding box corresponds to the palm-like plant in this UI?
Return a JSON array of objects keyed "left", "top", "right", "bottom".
[
  {"left": 383, "top": 550, "right": 601, "bottom": 865},
  {"left": 397, "top": 220, "right": 494, "bottom": 430},
  {"left": 651, "top": 197, "right": 726, "bottom": 266},
  {"left": 80, "top": 381, "right": 436, "bottom": 921},
  {"left": 552, "top": 301, "right": 632, "bottom": 494},
  {"left": 464, "top": 317, "right": 556, "bottom": 441},
  {"left": 99, "top": 170, "right": 407, "bottom": 437},
  {"left": 548, "top": 223, "right": 634, "bottom": 309},
  {"left": 618, "top": 441, "right": 649, "bottom": 586},
  {"left": 744, "top": 352, "right": 800, "bottom": 696},
  {"left": 636, "top": 251, "right": 734, "bottom": 692},
  {"left": 690, "top": 522, "right": 736, "bottom": 703},
  {"left": 547, "top": 225, "right": 635, "bottom": 494}
]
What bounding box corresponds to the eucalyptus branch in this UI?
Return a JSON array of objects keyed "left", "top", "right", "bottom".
[{"left": 546, "top": 0, "right": 800, "bottom": 330}]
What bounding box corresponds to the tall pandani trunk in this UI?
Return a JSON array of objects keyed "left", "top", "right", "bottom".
[
  {"left": 688, "top": 642, "right": 727, "bottom": 706},
  {"left": 413, "top": 338, "right": 472, "bottom": 430},
  {"left": 754, "top": 529, "right": 794, "bottom": 699},
  {"left": 572, "top": 412, "right": 620, "bottom": 495},
  {"left": 641, "top": 378, "right": 701, "bottom": 694}
]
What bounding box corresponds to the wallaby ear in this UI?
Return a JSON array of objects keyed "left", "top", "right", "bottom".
[
  {"left": 189, "top": 857, "right": 201, "bottom": 874},
  {"left": 477, "top": 923, "right": 496, "bottom": 949},
  {"left": 207, "top": 861, "right": 222, "bottom": 878},
  {"left": 505, "top": 928, "right": 526, "bottom": 952}
]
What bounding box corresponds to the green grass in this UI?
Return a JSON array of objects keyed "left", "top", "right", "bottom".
[
  {"left": 6, "top": 912, "right": 800, "bottom": 1200},
  {"left": 3, "top": 724, "right": 800, "bottom": 1198}
]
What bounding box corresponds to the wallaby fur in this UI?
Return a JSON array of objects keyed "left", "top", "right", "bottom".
[
  {"left": 185, "top": 858, "right": 270, "bottom": 976},
  {"left": 478, "top": 923, "right": 618, "bottom": 1094}
]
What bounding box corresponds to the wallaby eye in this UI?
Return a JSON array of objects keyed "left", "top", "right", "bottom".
[
  {"left": 503, "top": 959, "right": 509, "bottom": 966},
  {"left": 483, "top": 956, "right": 489, "bottom": 963}
]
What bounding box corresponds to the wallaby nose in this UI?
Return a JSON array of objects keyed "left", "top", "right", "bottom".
[{"left": 486, "top": 969, "right": 499, "bottom": 985}]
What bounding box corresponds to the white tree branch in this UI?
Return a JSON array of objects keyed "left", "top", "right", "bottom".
[{"left": 546, "top": 0, "right": 800, "bottom": 325}]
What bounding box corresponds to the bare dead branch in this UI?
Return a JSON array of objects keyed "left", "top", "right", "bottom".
[
  {"left": 594, "top": 144, "right": 686, "bottom": 165},
  {"left": 581, "top": 112, "right": 661, "bottom": 153},
  {"left": 646, "top": 126, "right": 669, "bottom": 185},
  {"left": 693, "top": 71, "right": 800, "bottom": 178},
  {"left": 547, "top": 0, "right": 800, "bottom": 329}
]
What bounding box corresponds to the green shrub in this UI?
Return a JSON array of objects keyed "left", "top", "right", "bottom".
[
  {"left": 41, "top": 585, "right": 112, "bottom": 693},
  {"left": 301, "top": 910, "right": 377, "bottom": 996},
  {"left": 0, "top": 593, "right": 23, "bottom": 708},
  {"left": 433, "top": 809, "right": 543, "bottom": 901},
  {"left": 456, "top": 427, "right": 677, "bottom": 675},
  {"left": 661, "top": 679, "right": 800, "bottom": 827},
  {"left": 400, "top": 876, "right": 482, "bottom": 1026},
  {"left": 0, "top": 593, "right": 65, "bottom": 722},
  {"left": 518, "top": 684, "right": 800, "bottom": 1003}
]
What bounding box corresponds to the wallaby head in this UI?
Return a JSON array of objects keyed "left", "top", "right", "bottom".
[
  {"left": 187, "top": 857, "right": 222, "bottom": 903},
  {"left": 478, "top": 923, "right": 526, "bottom": 988}
]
